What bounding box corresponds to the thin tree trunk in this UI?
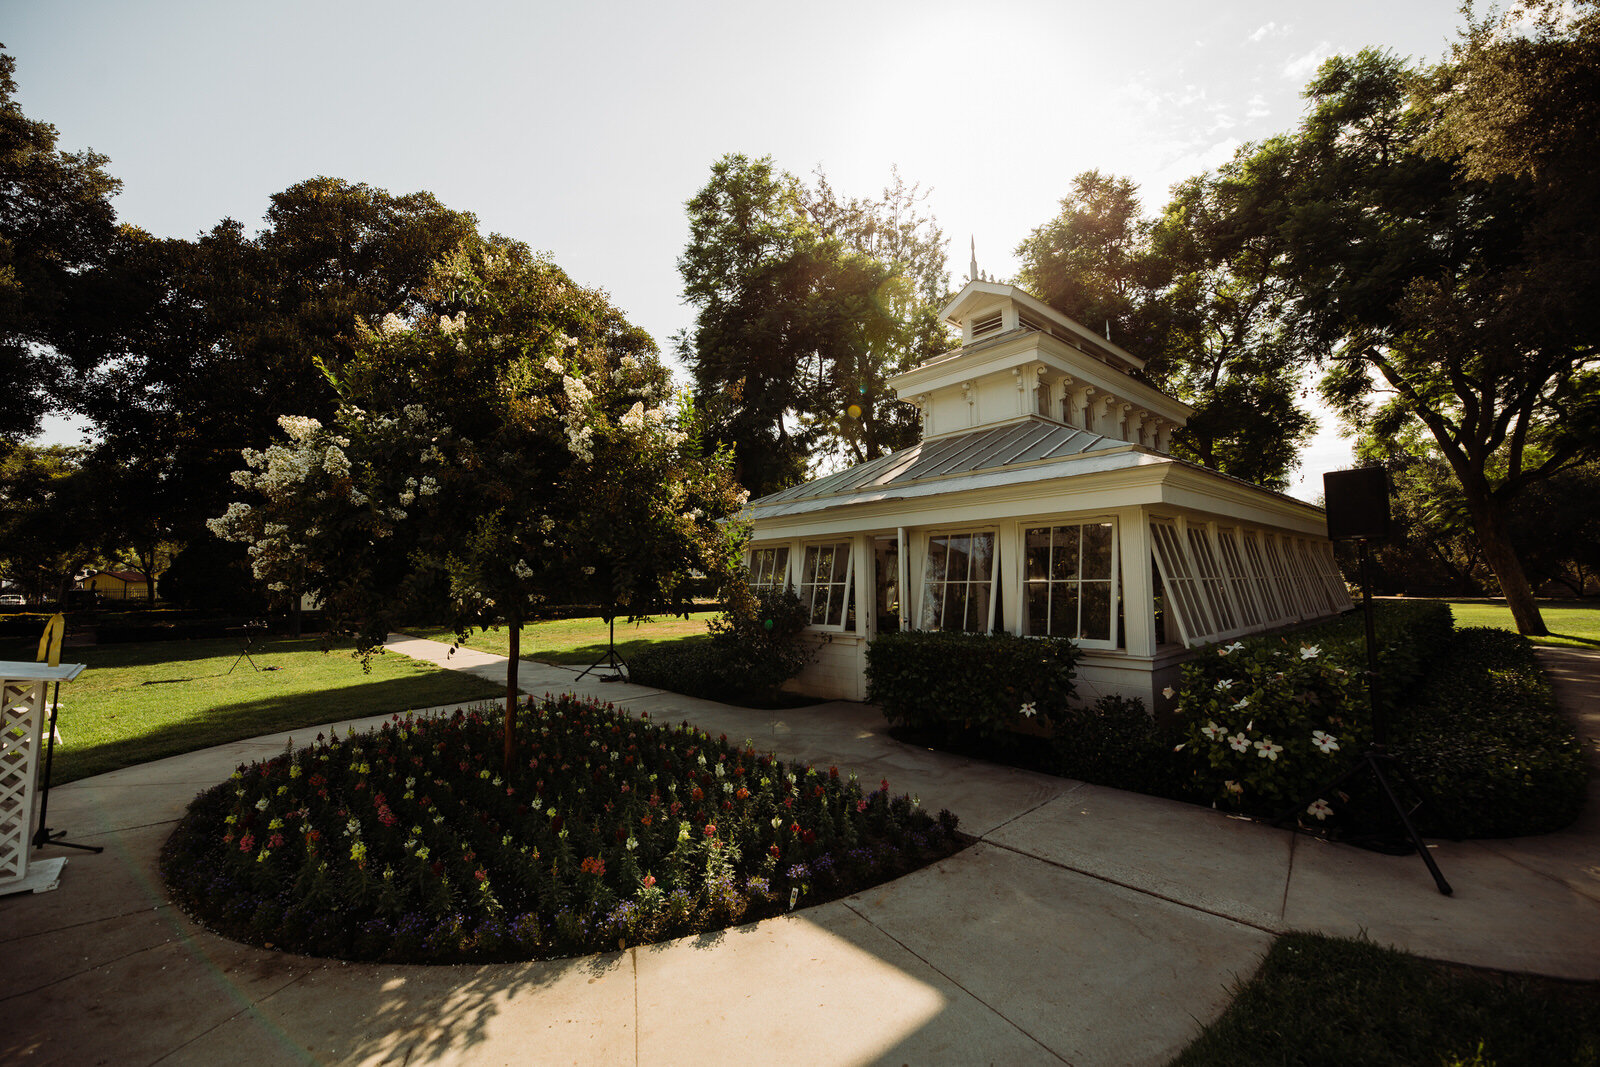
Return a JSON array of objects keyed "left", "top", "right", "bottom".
[
  {"left": 504, "top": 616, "right": 521, "bottom": 773},
  {"left": 1466, "top": 496, "right": 1549, "bottom": 636}
]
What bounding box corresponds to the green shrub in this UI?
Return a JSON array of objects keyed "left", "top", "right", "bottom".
[
  {"left": 866, "top": 630, "right": 1079, "bottom": 741},
  {"left": 1053, "top": 694, "right": 1188, "bottom": 796},
  {"left": 629, "top": 586, "right": 812, "bottom": 702},
  {"left": 1396, "top": 627, "right": 1589, "bottom": 837},
  {"left": 1169, "top": 601, "right": 1454, "bottom": 816}
]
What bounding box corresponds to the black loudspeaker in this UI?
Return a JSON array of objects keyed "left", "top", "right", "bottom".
[{"left": 1323, "top": 467, "right": 1392, "bottom": 542}]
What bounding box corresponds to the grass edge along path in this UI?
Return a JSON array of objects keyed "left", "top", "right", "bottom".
[
  {"left": 1172, "top": 932, "right": 1600, "bottom": 1066},
  {"left": 404, "top": 612, "right": 718, "bottom": 665},
  {"left": 19, "top": 635, "right": 503, "bottom": 785}
]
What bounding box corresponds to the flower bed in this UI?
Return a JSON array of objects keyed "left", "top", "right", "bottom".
[{"left": 161, "top": 695, "right": 962, "bottom": 963}]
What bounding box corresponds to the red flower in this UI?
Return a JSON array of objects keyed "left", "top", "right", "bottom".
[
  {"left": 735, "top": 788, "right": 750, "bottom": 800},
  {"left": 691, "top": 788, "right": 703, "bottom": 800},
  {"left": 642, "top": 874, "right": 656, "bottom": 888},
  {"left": 238, "top": 834, "right": 255, "bottom": 852},
  {"left": 475, "top": 868, "right": 488, "bottom": 881},
  {"left": 769, "top": 845, "right": 781, "bottom": 858},
  {"left": 703, "top": 823, "right": 717, "bottom": 837}
]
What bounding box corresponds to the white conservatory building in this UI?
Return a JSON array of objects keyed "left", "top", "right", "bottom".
[{"left": 742, "top": 278, "right": 1354, "bottom": 712}]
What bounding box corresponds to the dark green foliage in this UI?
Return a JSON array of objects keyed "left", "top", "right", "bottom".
[
  {"left": 0, "top": 47, "right": 120, "bottom": 442},
  {"left": 1179, "top": 600, "right": 1453, "bottom": 725},
  {"left": 1397, "top": 627, "right": 1589, "bottom": 837},
  {"left": 629, "top": 587, "right": 813, "bottom": 702},
  {"left": 866, "top": 630, "right": 1079, "bottom": 742},
  {"left": 158, "top": 539, "right": 266, "bottom": 613},
  {"left": 1174, "top": 932, "right": 1600, "bottom": 1067},
  {"left": 1052, "top": 694, "right": 1186, "bottom": 797}
]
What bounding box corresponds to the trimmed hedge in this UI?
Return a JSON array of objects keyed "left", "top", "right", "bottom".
[
  {"left": 866, "top": 630, "right": 1079, "bottom": 741},
  {"left": 1052, "top": 694, "right": 1184, "bottom": 796},
  {"left": 1397, "top": 627, "right": 1589, "bottom": 837},
  {"left": 628, "top": 588, "right": 811, "bottom": 703}
]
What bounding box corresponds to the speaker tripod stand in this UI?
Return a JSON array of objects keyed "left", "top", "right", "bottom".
[
  {"left": 574, "top": 614, "right": 628, "bottom": 683},
  {"left": 1274, "top": 534, "right": 1451, "bottom": 896},
  {"left": 33, "top": 681, "right": 103, "bottom": 854}
]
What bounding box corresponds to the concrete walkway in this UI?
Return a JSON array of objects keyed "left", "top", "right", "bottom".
[{"left": 3, "top": 639, "right": 1597, "bottom": 1066}]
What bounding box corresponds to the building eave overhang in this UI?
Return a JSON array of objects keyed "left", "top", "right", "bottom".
[{"left": 746, "top": 443, "right": 1328, "bottom": 534}]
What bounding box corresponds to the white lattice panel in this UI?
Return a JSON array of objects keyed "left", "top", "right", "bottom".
[{"left": 0, "top": 677, "right": 47, "bottom": 886}]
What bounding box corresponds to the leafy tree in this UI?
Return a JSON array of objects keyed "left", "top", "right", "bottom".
[
  {"left": 1269, "top": 45, "right": 1600, "bottom": 634},
  {"left": 1016, "top": 169, "right": 1315, "bottom": 490},
  {"left": 679, "top": 155, "right": 948, "bottom": 495},
  {"left": 0, "top": 443, "right": 95, "bottom": 605},
  {"left": 1016, "top": 171, "right": 1153, "bottom": 337},
  {"left": 212, "top": 239, "right": 746, "bottom": 770},
  {"left": 67, "top": 178, "right": 479, "bottom": 546},
  {"left": 0, "top": 45, "right": 119, "bottom": 442}
]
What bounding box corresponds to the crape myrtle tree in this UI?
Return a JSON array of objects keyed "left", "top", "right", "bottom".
[
  {"left": 678, "top": 154, "right": 948, "bottom": 496},
  {"left": 210, "top": 238, "right": 747, "bottom": 771},
  {"left": 1016, "top": 169, "right": 1315, "bottom": 491},
  {"left": 1267, "top": 38, "right": 1600, "bottom": 635}
]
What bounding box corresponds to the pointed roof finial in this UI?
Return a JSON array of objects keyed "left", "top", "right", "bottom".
[{"left": 970, "top": 236, "right": 979, "bottom": 285}]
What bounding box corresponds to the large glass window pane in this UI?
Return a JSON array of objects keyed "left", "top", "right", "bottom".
[
  {"left": 925, "top": 536, "right": 948, "bottom": 584},
  {"left": 947, "top": 534, "right": 972, "bottom": 585},
  {"left": 1082, "top": 523, "right": 1113, "bottom": 579},
  {"left": 1051, "top": 528, "right": 1079, "bottom": 581},
  {"left": 944, "top": 583, "right": 969, "bottom": 632},
  {"left": 1050, "top": 583, "right": 1078, "bottom": 639},
  {"left": 1025, "top": 582, "right": 1049, "bottom": 635},
  {"left": 1081, "top": 581, "right": 1111, "bottom": 641},
  {"left": 1025, "top": 528, "right": 1051, "bottom": 580},
  {"left": 969, "top": 579, "right": 992, "bottom": 632},
  {"left": 970, "top": 532, "right": 994, "bottom": 576}
]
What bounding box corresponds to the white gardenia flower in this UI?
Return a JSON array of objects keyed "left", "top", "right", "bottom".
[
  {"left": 1307, "top": 798, "right": 1334, "bottom": 820},
  {"left": 1216, "top": 678, "right": 1235, "bottom": 692},
  {"left": 1227, "top": 732, "right": 1250, "bottom": 753},
  {"left": 1225, "top": 780, "right": 1244, "bottom": 795},
  {"left": 1161, "top": 686, "right": 1175, "bottom": 700},
  {"left": 1231, "top": 697, "right": 1251, "bottom": 711},
  {"left": 1311, "top": 730, "right": 1340, "bottom": 754},
  {"left": 1018, "top": 702, "right": 1037, "bottom": 719},
  {"left": 1200, "top": 721, "right": 1223, "bottom": 741},
  {"left": 1300, "top": 644, "right": 1321, "bottom": 660},
  {"left": 1220, "top": 641, "right": 1244, "bottom": 656},
  {"left": 1254, "top": 738, "right": 1284, "bottom": 761}
]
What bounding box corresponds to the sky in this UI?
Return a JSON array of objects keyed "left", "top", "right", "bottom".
[{"left": 8, "top": 0, "right": 1467, "bottom": 501}]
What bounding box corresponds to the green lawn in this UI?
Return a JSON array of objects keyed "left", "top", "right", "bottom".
[
  {"left": 1175, "top": 933, "right": 1600, "bottom": 1066},
  {"left": 1434, "top": 598, "right": 1600, "bottom": 649},
  {"left": 406, "top": 612, "right": 717, "bottom": 665},
  {"left": 2, "top": 636, "right": 501, "bottom": 784}
]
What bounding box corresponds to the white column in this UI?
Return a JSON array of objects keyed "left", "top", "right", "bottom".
[
  {"left": 998, "top": 522, "right": 1022, "bottom": 635},
  {"left": 1116, "top": 509, "right": 1157, "bottom": 657}
]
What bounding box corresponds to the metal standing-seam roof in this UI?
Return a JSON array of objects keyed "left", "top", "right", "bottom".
[{"left": 749, "top": 419, "right": 1126, "bottom": 511}]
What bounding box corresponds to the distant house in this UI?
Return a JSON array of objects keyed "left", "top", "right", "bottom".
[
  {"left": 742, "top": 276, "right": 1353, "bottom": 711},
  {"left": 79, "top": 570, "right": 155, "bottom": 601}
]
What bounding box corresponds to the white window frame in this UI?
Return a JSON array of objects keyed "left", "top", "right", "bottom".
[
  {"left": 1021, "top": 518, "right": 1121, "bottom": 651},
  {"left": 798, "top": 540, "right": 855, "bottom": 631},
  {"left": 917, "top": 528, "right": 999, "bottom": 633},
  {"left": 1261, "top": 533, "right": 1305, "bottom": 619},
  {"left": 1149, "top": 519, "right": 1214, "bottom": 647},
  {"left": 747, "top": 545, "right": 791, "bottom": 593},
  {"left": 1215, "top": 527, "right": 1264, "bottom": 630}
]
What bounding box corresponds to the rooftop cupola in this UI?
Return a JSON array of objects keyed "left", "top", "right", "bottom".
[{"left": 889, "top": 276, "right": 1191, "bottom": 451}]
